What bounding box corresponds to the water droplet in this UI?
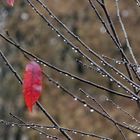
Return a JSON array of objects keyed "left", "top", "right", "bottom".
[
  {"left": 106, "top": 98, "right": 109, "bottom": 101},
  {"left": 117, "top": 106, "right": 120, "bottom": 109},
  {"left": 137, "top": 67, "right": 140, "bottom": 74},
  {"left": 75, "top": 50, "right": 77, "bottom": 53},
  {"left": 137, "top": 2, "right": 140, "bottom": 6},
  {"left": 130, "top": 83, "right": 133, "bottom": 86},
  {"left": 110, "top": 79, "right": 113, "bottom": 81},
  {"left": 137, "top": 134, "right": 140, "bottom": 137},
  {"left": 132, "top": 96, "right": 138, "bottom": 101},
  {"left": 57, "top": 34, "right": 60, "bottom": 37},
  {"left": 84, "top": 104, "right": 87, "bottom": 107},
  {"left": 90, "top": 109, "right": 94, "bottom": 112},
  {"left": 133, "top": 85, "right": 135, "bottom": 87},
  {"left": 117, "top": 85, "right": 121, "bottom": 88},
  {"left": 11, "top": 124, "right": 15, "bottom": 127},
  {"left": 57, "top": 85, "right": 60, "bottom": 88},
  {"left": 97, "top": 68, "right": 100, "bottom": 71},
  {"left": 39, "top": 132, "right": 42, "bottom": 135},
  {"left": 120, "top": 75, "right": 123, "bottom": 78},
  {"left": 71, "top": 77, "right": 74, "bottom": 80},
  {"left": 27, "top": 126, "right": 30, "bottom": 129},
  {"left": 74, "top": 98, "right": 77, "bottom": 101}
]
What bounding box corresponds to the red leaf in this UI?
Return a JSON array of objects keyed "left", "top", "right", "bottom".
[
  {"left": 23, "top": 61, "right": 42, "bottom": 112},
  {"left": 6, "top": 0, "right": 15, "bottom": 6}
]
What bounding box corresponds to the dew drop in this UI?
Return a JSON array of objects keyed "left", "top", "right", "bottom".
[
  {"left": 110, "top": 79, "right": 113, "bottom": 81},
  {"left": 57, "top": 85, "right": 60, "bottom": 88},
  {"left": 130, "top": 83, "right": 133, "bottom": 86},
  {"left": 27, "top": 126, "right": 30, "bottom": 129},
  {"left": 116, "top": 106, "right": 120, "bottom": 109},
  {"left": 132, "top": 96, "right": 138, "bottom": 101},
  {"left": 117, "top": 85, "right": 121, "bottom": 88},
  {"left": 74, "top": 131, "right": 77, "bottom": 134},
  {"left": 137, "top": 134, "right": 140, "bottom": 137},
  {"left": 97, "top": 68, "right": 100, "bottom": 71},
  {"left": 74, "top": 98, "right": 77, "bottom": 101},
  {"left": 106, "top": 98, "right": 109, "bottom": 101},
  {"left": 57, "top": 34, "right": 60, "bottom": 37},
  {"left": 84, "top": 104, "right": 87, "bottom": 107},
  {"left": 11, "top": 124, "right": 15, "bottom": 127},
  {"left": 90, "top": 109, "right": 94, "bottom": 112}
]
